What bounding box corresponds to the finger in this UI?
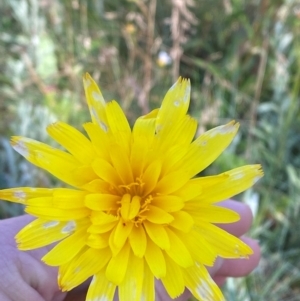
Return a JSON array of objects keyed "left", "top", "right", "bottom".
[
  {"left": 19, "top": 252, "right": 63, "bottom": 301},
  {"left": 52, "top": 291, "right": 67, "bottom": 301},
  {"left": 215, "top": 237, "right": 260, "bottom": 278},
  {"left": 0, "top": 252, "right": 45, "bottom": 301},
  {"left": 0, "top": 215, "right": 35, "bottom": 246},
  {"left": 216, "top": 200, "right": 253, "bottom": 237},
  {"left": 212, "top": 276, "right": 226, "bottom": 287},
  {"left": 207, "top": 257, "right": 224, "bottom": 276},
  {"left": 0, "top": 292, "right": 11, "bottom": 301},
  {"left": 4, "top": 280, "right": 45, "bottom": 301}
]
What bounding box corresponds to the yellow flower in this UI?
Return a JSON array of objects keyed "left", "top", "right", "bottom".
[{"left": 0, "top": 74, "right": 263, "bottom": 301}]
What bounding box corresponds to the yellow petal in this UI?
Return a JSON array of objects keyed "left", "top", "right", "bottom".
[
  {"left": 88, "top": 222, "right": 116, "bottom": 234},
  {"left": 132, "top": 109, "right": 157, "bottom": 143},
  {"left": 118, "top": 253, "right": 144, "bottom": 301},
  {"left": 176, "top": 229, "right": 216, "bottom": 266},
  {"left": 133, "top": 111, "right": 158, "bottom": 135},
  {"left": 171, "top": 121, "right": 239, "bottom": 177},
  {"left": 114, "top": 219, "right": 133, "bottom": 247},
  {"left": 154, "top": 115, "right": 197, "bottom": 174},
  {"left": 107, "top": 227, "right": 118, "bottom": 255},
  {"left": 174, "top": 173, "right": 227, "bottom": 201},
  {"left": 47, "top": 121, "right": 95, "bottom": 165},
  {"left": 106, "top": 242, "right": 131, "bottom": 284},
  {"left": 85, "top": 193, "right": 120, "bottom": 211},
  {"left": 11, "top": 137, "right": 88, "bottom": 187},
  {"left": 127, "top": 196, "right": 141, "bottom": 219},
  {"left": 192, "top": 165, "right": 264, "bottom": 203},
  {"left": 16, "top": 218, "right": 76, "bottom": 250},
  {"left": 130, "top": 109, "right": 159, "bottom": 177},
  {"left": 105, "top": 100, "right": 131, "bottom": 154},
  {"left": 80, "top": 178, "right": 111, "bottom": 193},
  {"left": 151, "top": 195, "right": 184, "bottom": 212},
  {"left": 60, "top": 247, "right": 111, "bottom": 291},
  {"left": 170, "top": 211, "right": 194, "bottom": 233},
  {"left": 154, "top": 170, "right": 189, "bottom": 195},
  {"left": 145, "top": 205, "right": 174, "bottom": 224},
  {"left": 158, "top": 115, "right": 196, "bottom": 152},
  {"left": 90, "top": 211, "right": 118, "bottom": 226},
  {"left": 183, "top": 263, "right": 225, "bottom": 301},
  {"left": 143, "top": 221, "right": 170, "bottom": 250},
  {"left": 196, "top": 223, "right": 253, "bottom": 258},
  {"left": 174, "top": 178, "right": 207, "bottom": 201},
  {"left": 144, "top": 237, "right": 166, "bottom": 278},
  {"left": 71, "top": 165, "right": 98, "bottom": 184},
  {"left": 92, "top": 158, "right": 122, "bottom": 187},
  {"left": 50, "top": 189, "right": 87, "bottom": 209},
  {"left": 86, "top": 232, "right": 110, "bottom": 249},
  {"left": 188, "top": 204, "right": 240, "bottom": 224},
  {"left": 83, "top": 73, "right": 109, "bottom": 131},
  {"left": 129, "top": 224, "right": 147, "bottom": 257},
  {"left": 83, "top": 122, "right": 111, "bottom": 161},
  {"left": 25, "top": 197, "right": 55, "bottom": 208},
  {"left": 86, "top": 270, "right": 116, "bottom": 301},
  {"left": 42, "top": 226, "right": 87, "bottom": 266},
  {"left": 109, "top": 143, "right": 134, "bottom": 184},
  {"left": 160, "top": 255, "right": 185, "bottom": 298},
  {"left": 155, "top": 77, "right": 190, "bottom": 134},
  {"left": 0, "top": 187, "right": 53, "bottom": 204},
  {"left": 130, "top": 135, "right": 150, "bottom": 179},
  {"left": 141, "top": 160, "right": 162, "bottom": 196},
  {"left": 25, "top": 206, "right": 90, "bottom": 221},
  {"left": 164, "top": 228, "right": 193, "bottom": 268},
  {"left": 140, "top": 262, "right": 155, "bottom": 301}
]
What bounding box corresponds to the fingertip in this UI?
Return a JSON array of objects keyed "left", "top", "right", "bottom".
[
  {"left": 216, "top": 200, "right": 253, "bottom": 237},
  {"left": 212, "top": 275, "right": 226, "bottom": 287},
  {"left": 242, "top": 236, "right": 261, "bottom": 269},
  {"left": 215, "top": 237, "right": 261, "bottom": 278}
]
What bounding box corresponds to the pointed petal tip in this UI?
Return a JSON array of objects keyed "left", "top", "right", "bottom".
[
  {"left": 206, "top": 120, "right": 240, "bottom": 139},
  {"left": 46, "top": 121, "right": 60, "bottom": 132},
  {"left": 83, "top": 72, "right": 94, "bottom": 89},
  {"left": 83, "top": 72, "right": 93, "bottom": 81},
  {"left": 10, "top": 136, "right": 29, "bottom": 158}
]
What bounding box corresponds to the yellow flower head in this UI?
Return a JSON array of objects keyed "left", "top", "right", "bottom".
[{"left": 0, "top": 74, "right": 263, "bottom": 301}]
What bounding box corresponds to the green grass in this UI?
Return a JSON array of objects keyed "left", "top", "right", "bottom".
[{"left": 1, "top": 0, "right": 300, "bottom": 300}]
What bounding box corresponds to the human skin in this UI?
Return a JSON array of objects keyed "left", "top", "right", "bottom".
[{"left": 0, "top": 200, "right": 260, "bottom": 301}]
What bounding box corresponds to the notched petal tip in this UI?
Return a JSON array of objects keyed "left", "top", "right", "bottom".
[
  {"left": 252, "top": 164, "right": 264, "bottom": 184},
  {"left": 176, "top": 76, "right": 190, "bottom": 84},
  {"left": 174, "top": 77, "right": 191, "bottom": 104}
]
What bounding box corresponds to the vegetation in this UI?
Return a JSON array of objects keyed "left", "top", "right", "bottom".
[{"left": 0, "top": 0, "right": 300, "bottom": 300}]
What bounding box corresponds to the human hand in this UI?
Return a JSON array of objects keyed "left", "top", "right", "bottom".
[
  {"left": 0, "top": 199, "right": 260, "bottom": 301},
  {"left": 0, "top": 215, "right": 66, "bottom": 301}
]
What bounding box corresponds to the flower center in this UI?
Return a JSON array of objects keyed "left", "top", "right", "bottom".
[
  {"left": 119, "top": 194, "right": 140, "bottom": 221},
  {"left": 118, "top": 193, "right": 152, "bottom": 225}
]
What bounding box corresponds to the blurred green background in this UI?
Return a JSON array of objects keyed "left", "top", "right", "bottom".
[{"left": 0, "top": 0, "right": 300, "bottom": 300}]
